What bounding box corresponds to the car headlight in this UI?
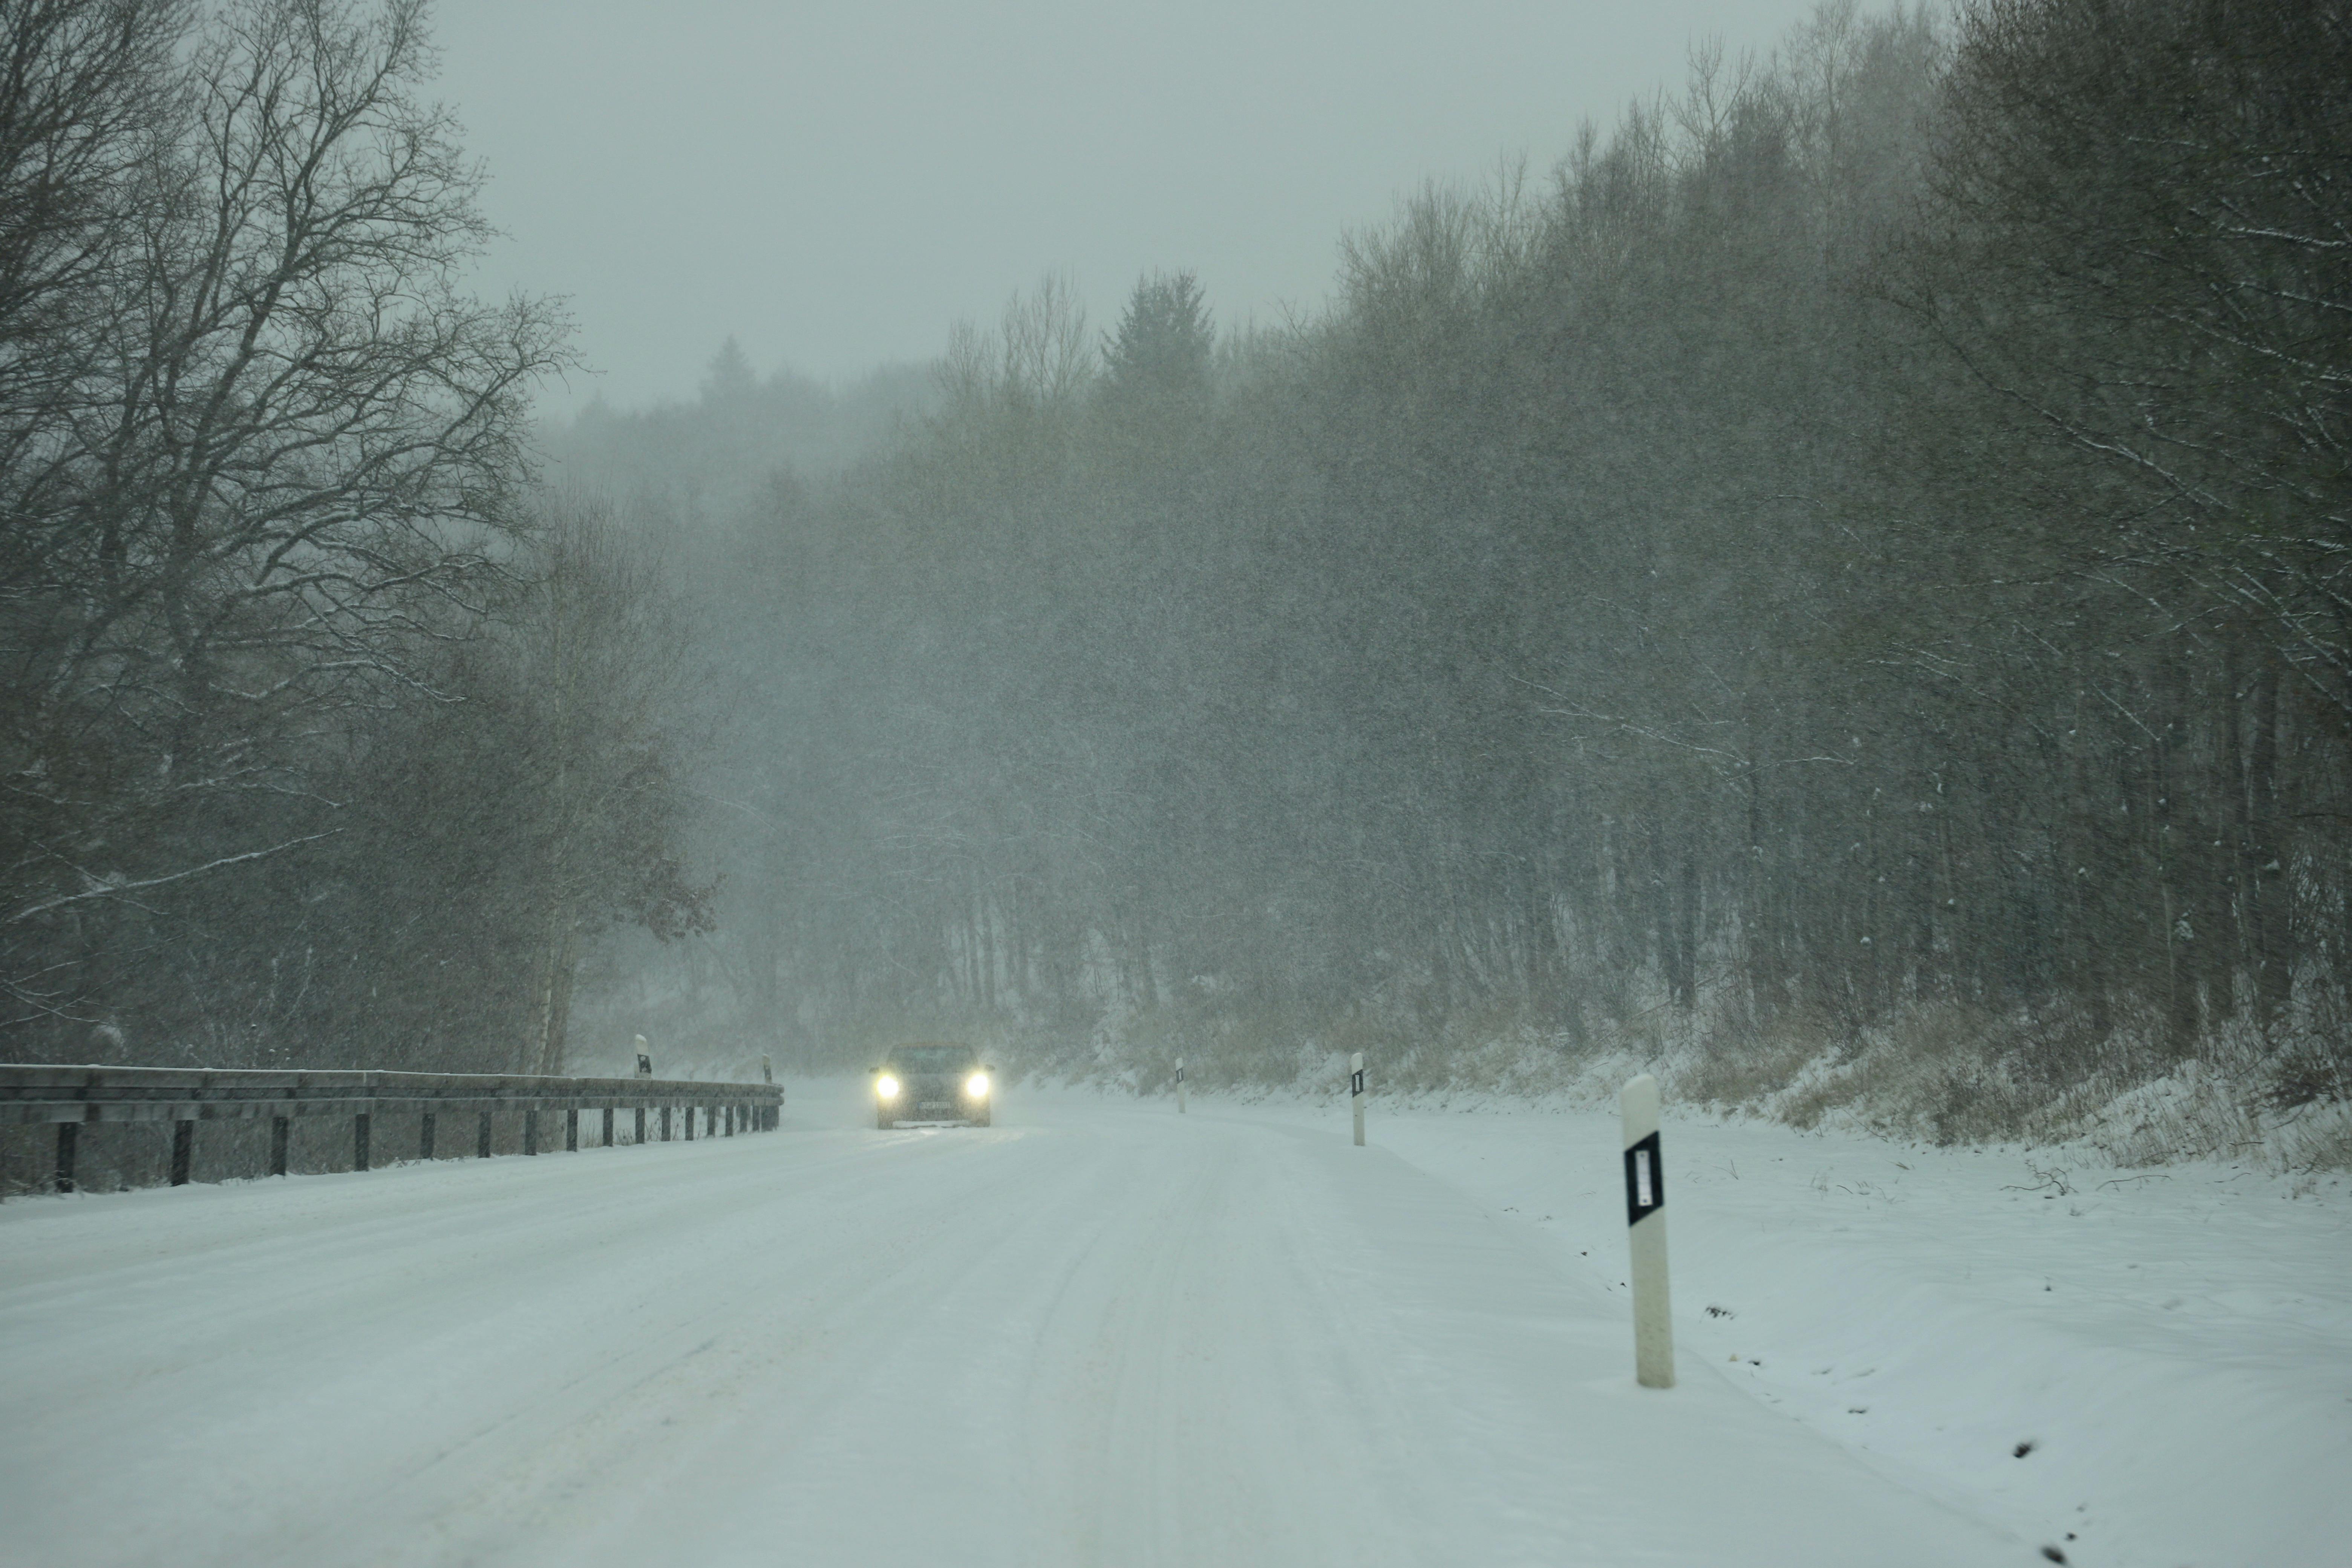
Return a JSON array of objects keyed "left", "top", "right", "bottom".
[
  {"left": 875, "top": 1075, "right": 899, "bottom": 1100},
  {"left": 966, "top": 1072, "right": 989, "bottom": 1099}
]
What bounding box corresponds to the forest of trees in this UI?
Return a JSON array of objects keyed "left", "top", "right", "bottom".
[
  {"left": 0, "top": 0, "right": 706, "bottom": 1075},
  {"left": 6, "top": 0, "right": 2344, "bottom": 1153},
  {"left": 569, "top": 0, "right": 2347, "bottom": 1146}
]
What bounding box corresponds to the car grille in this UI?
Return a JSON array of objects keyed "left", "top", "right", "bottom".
[{"left": 891, "top": 1073, "right": 972, "bottom": 1119}]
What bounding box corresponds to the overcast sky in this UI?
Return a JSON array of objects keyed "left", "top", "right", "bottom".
[{"left": 433, "top": 2, "right": 1828, "bottom": 418}]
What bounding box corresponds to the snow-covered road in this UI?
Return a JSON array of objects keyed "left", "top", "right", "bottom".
[{"left": 2, "top": 1083, "right": 2336, "bottom": 1567}]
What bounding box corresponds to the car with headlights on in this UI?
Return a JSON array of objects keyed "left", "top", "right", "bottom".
[{"left": 871, "top": 1042, "right": 992, "bottom": 1128}]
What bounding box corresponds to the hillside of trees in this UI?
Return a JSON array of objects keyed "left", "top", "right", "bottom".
[
  {"left": 567, "top": 0, "right": 2348, "bottom": 1160},
  {"left": 6, "top": 0, "right": 2343, "bottom": 1166}
]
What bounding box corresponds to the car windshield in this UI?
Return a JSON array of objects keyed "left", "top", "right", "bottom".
[{"left": 888, "top": 1046, "right": 970, "bottom": 1074}]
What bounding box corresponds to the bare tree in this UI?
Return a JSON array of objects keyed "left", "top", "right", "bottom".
[
  {"left": 1908, "top": 0, "right": 2352, "bottom": 712},
  {"left": 1, "top": 0, "right": 570, "bottom": 1046},
  {"left": 512, "top": 492, "right": 712, "bottom": 1076}
]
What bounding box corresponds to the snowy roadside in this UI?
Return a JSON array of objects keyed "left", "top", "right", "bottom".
[{"left": 1069, "top": 1083, "right": 2351, "bottom": 1568}]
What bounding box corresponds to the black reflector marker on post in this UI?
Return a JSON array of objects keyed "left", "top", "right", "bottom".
[
  {"left": 1621, "top": 1073, "right": 1674, "bottom": 1389},
  {"left": 1351, "top": 1052, "right": 1366, "bottom": 1147}
]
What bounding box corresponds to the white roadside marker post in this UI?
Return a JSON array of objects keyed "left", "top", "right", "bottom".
[
  {"left": 634, "top": 1035, "right": 653, "bottom": 1079},
  {"left": 1351, "top": 1052, "right": 1366, "bottom": 1147},
  {"left": 1621, "top": 1073, "right": 1675, "bottom": 1388},
  {"left": 1176, "top": 1056, "right": 1186, "bottom": 1115}
]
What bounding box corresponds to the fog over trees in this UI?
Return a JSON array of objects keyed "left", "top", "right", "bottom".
[{"left": 6, "top": 0, "right": 2346, "bottom": 1147}]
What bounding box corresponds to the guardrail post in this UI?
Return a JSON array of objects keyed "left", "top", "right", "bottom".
[
  {"left": 660, "top": 1106, "right": 671, "bottom": 1142},
  {"left": 524, "top": 1109, "right": 539, "bottom": 1156},
  {"left": 603, "top": 1107, "right": 614, "bottom": 1146},
  {"left": 684, "top": 1104, "right": 695, "bottom": 1141},
  {"left": 566, "top": 1108, "right": 579, "bottom": 1151},
  {"left": 55, "top": 1122, "right": 77, "bottom": 1192},
  {"left": 271, "top": 1115, "right": 289, "bottom": 1177},
  {"left": 353, "top": 1113, "right": 371, "bottom": 1173},
  {"left": 1621, "top": 1073, "right": 1675, "bottom": 1389},
  {"left": 421, "top": 1113, "right": 436, "bottom": 1160},
  {"left": 170, "top": 1119, "right": 193, "bottom": 1186},
  {"left": 1351, "top": 1052, "right": 1366, "bottom": 1147},
  {"left": 634, "top": 1106, "right": 645, "bottom": 1144},
  {"left": 477, "top": 1110, "right": 492, "bottom": 1158}
]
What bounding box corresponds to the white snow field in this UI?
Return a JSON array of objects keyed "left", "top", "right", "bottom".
[{"left": 0, "top": 1082, "right": 2341, "bottom": 1568}]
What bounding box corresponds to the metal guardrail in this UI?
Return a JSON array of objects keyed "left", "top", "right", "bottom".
[{"left": 0, "top": 1064, "right": 784, "bottom": 1192}]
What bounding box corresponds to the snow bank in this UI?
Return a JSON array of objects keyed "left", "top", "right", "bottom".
[{"left": 1175, "top": 1087, "right": 2352, "bottom": 1568}]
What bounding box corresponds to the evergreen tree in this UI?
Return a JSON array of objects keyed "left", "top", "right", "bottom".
[{"left": 1100, "top": 271, "right": 1213, "bottom": 409}]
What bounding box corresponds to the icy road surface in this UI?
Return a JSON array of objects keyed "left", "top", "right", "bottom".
[{"left": 2, "top": 1083, "right": 2339, "bottom": 1567}]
